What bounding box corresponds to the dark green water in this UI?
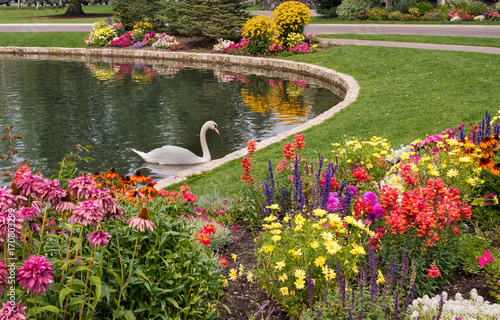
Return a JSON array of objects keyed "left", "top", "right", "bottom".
[{"left": 0, "top": 58, "right": 342, "bottom": 183}]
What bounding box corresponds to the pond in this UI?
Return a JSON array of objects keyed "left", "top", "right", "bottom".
[{"left": 0, "top": 57, "right": 343, "bottom": 184}]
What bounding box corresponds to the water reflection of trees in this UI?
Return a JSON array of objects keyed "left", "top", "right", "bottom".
[{"left": 0, "top": 59, "right": 338, "bottom": 180}]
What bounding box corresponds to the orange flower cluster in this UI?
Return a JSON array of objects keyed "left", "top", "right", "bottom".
[
  {"left": 477, "top": 133, "right": 499, "bottom": 176},
  {"left": 398, "top": 163, "right": 419, "bottom": 187},
  {"left": 381, "top": 178, "right": 471, "bottom": 245},
  {"left": 283, "top": 142, "right": 295, "bottom": 160},
  {"left": 353, "top": 167, "right": 370, "bottom": 183},
  {"left": 293, "top": 134, "right": 305, "bottom": 150},
  {"left": 195, "top": 224, "right": 216, "bottom": 246},
  {"left": 247, "top": 140, "right": 257, "bottom": 156},
  {"left": 241, "top": 157, "right": 254, "bottom": 184}
]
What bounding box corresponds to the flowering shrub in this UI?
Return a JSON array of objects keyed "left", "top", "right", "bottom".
[
  {"left": 110, "top": 31, "right": 135, "bottom": 47},
  {"left": 151, "top": 34, "right": 183, "bottom": 50},
  {"left": 241, "top": 15, "right": 277, "bottom": 55},
  {"left": 131, "top": 21, "right": 153, "bottom": 41},
  {"left": 449, "top": 9, "right": 474, "bottom": 21},
  {"left": 224, "top": 38, "right": 250, "bottom": 55},
  {"left": 213, "top": 38, "right": 235, "bottom": 52},
  {"left": 273, "top": 1, "right": 311, "bottom": 44},
  {"left": 84, "top": 21, "right": 116, "bottom": 47},
  {"left": 285, "top": 32, "right": 305, "bottom": 48}
]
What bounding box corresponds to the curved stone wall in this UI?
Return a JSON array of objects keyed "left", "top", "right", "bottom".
[{"left": 0, "top": 47, "right": 360, "bottom": 188}]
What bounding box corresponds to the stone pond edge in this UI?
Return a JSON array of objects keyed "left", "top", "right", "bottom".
[{"left": 0, "top": 47, "right": 360, "bottom": 188}]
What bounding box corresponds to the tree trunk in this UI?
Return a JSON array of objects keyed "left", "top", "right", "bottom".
[
  {"left": 64, "top": 2, "right": 85, "bottom": 15},
  {"left": 386, "top": 0, "right": 392, "bottom": 12},
  {"left": 17, "top": 0, "right": 20, "bottom": 10}
]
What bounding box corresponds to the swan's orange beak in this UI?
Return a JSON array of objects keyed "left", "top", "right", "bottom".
[{"left": 214, "top": 127, "right": 220, "bottom": 135}]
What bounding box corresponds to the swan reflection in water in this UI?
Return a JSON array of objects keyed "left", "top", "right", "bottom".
[{"left": 132, "top": 121, "right": 220, "bottom": 165}]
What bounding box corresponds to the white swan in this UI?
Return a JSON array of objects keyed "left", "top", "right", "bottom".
[{"left": 132, "top": 121, "right": 219, "bottom": 165}]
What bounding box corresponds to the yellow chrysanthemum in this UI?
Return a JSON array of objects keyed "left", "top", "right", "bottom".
[
  {"left": 229, "top": 268, "right": 237, "bottom": 280},
  {"left": 279, "top": 273, "right": 288, "bottom": 282},
  {"left": 280, "top": 287, "right": 289, "bottom": 296},
  {"left": 294, "top": 278, "right": 306, "bottom": 289},
  {"left": 314, "top": 256, "right": 326, "bottom": 267},
  {"left": 310, "top": 241, "right": 320, "bottom": 249},
  {"left": 325, "top": 240, "right": 342, "bottom": 255},
  {"left": 446, "top": 169, "right": 459, "bottom": 178},
  {"left": 275, "top": 260, "right": 286, "bottom": 271}
]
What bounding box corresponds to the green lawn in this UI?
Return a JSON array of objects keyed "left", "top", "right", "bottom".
[
  {"left": 0, "top": 32, "right": 87, "bottom": 47},
  {"left": 0, "top": 5, "right": 112, "bottom": 23},
  {"left": 169, "top": 46, "right": 499, "bottom": 196},
  {"left": 318, "top": 33, "right": 500, "bottom": 48}
]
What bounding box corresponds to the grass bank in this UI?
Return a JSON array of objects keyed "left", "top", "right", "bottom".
[
  {"left": 170, "top": 46, "right": 499, "bottom": 197},
  {"left": 318, "top": 33, "right": 500, "bottom": 48},
  {"left": 0, "top": 32, "right": 87, "bottom": 47}
]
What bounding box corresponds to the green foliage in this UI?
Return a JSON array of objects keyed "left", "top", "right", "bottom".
[
  {"left": 336, "top": 0, "right": 372, "bottom": 20},
  {"left": 483, "top": 249, "right": 500, "bottom": 302},
  {"left": 456, "top": 233, "right": 491, "bottom": 275},
  {"left": 326, "top": 6, "right": 339, "bottom": 18},
  {"left": 52, "top": 144, "right": 93, "bottom": 185},
  {"left": 184, "top": 216, "right": 233, "bottom": 252},
  {"left": 392, "top": 0, "right": 417, "bottom": 13},
  {"left": 446, "top": 0, "right": 470, "bottom": 10},
  {"left": 367, "top": 6, "right": 388, "bottom": 20},
  {"left": 421, "top": 11, "right": 442, "bottom": 21},
  {"left": 112, "top": 0, "right": 163, "bottom": 31},
  {"left": 437, "top": 4, "right": 452, "bottom": 20},
  {"left": 466, "top": 1, "right": 487, "bottom": 16},
  {"left": 388, "top": 10, "right": 404, "bottom": 20},
  {"left": 496, "top": 1, "right": 500, "bottom": 12},
  {"left": 315, "top": 0, "right": 342, "bottom": 15},
  {"left": 415, "top": 1, "right": 434, "bottom": 14},
  {"left": 160, "top": 0, "right": 250, "bottom": 39}
]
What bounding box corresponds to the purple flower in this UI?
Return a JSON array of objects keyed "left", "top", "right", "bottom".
[
  {"left": 128, "top": 207, "right": 156, "bottom": 232},
  {"left": 0, "top": 301, "right": 27, "bottom": 320},
  {"left": 67, "top": 174, "right": 100, "bottom": 200},
  {"left": 68, "top": 201, "right": 103, "bottom": 227},
  {"left": 326, "top": 192, "right": 339, "bottom": 212},
  {"left": 363, "top": 192, "right": 378, "bottom": 205},
  {"left": 0, "top": 187, "right": 17, "bottom": 211},
  {"left": 367, "top": 204, "right": 384, "bottom": 222},
  {"left": 0, "top": 260, "right": 8, "bottom": 294},
  {"left": 17, "top": 255, "right": 54, "bottom": 295},
  {"left": 346, "top": 185, "right": 358, "bottom": 198},
  {"left": 87, "top": 230, "right": 111, "bottom": 247}
]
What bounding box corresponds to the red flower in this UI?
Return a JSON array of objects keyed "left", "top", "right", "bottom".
[
  {"left": 182, "top": 192, "right": 197, "bottom": 203},
  {"left": 241, "top": 157, "right": 254, "bottom": 184},
  {"left": 196, "top": 232, "right": 211, "bottom": 246},
  {"left": 293, "top": 134, "right": 305, "bottom": 150},
  {"left": 219, "top": 257, "right": 229, "bottom": 268},
  {"left": 283, "top": 143, "right": 295, "bottom": 160},
  {"left": 427, "top": 265, "right": 441, "bottom": 278},
  {"left": 179, "top": 185, "right": 190, "bottom": 193},
  {"left": 353, "top": 167, "right": 370, "bottom": 182},
  {"left": 247, "top": 140, "right": 257, "bottom": 156},
  {"left": 203, "top": 224, "right": 216, "bottom": 235}
]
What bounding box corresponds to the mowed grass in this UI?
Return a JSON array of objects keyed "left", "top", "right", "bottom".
[
  {"left": 318, "top": 33, "right": 500, "bottom": 48},
  {"left": 0, "top": 5, "right": 112, "bottom": 23},
  {"left": 0, "top": 32, "right": 87, "bottom": 47},
  {"left": 169, "top": 46, "right": 499, "bottom": 196}
]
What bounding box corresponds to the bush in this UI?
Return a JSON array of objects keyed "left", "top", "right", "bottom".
[
  {"left": 112, "top": 0, "right": 163, "bottom": 31},
  {"left": 315, "top": 0, "right": 342, "bottom": 15},
  {"left": 467, "top": 1, "right": 488, "bottom": 15},
  {"left": 421, "top": 11, "right": 442, "bottom": 20},
  {"left": 273, "top": 1, "right": 312, "bottom": 44},
  {"left": 456, "top": 233, "right": 491, "bottom": 275},
  {"left": 496, "top": 1, "right": 500, "bottom": 12},
  {"left": 392, "top": 0, "right": 417, "bottom": 13},
  {"left": 337, "top": 0, "right": 372, "bottom": 20},
  {"left": 241, "top": 15, "right": 277, "bottom": 55},
  {"left": 367, "top": 6, "right": 388, "bottom": 19},
  {"left": 327, "top": 5, "right": 339, "bottom": 17},
  {"left": 160, "top": 0, "right": 250, "bottom": 39},
  {"left": 437, "top": 4, "right": 452, "bottom": 19},
  {"left": 388, "top": 10, "right": 404, "bottom": 20},
  {"left": 446, "top": 0, "right": 470, "bottom": 10},
  {"left": 415, "top": 1, "right": 434, "bottom": 14}
]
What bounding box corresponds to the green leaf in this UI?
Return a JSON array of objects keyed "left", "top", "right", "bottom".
[
  {"left": 39, "top": 305, "right": 60, "bottom": 314},
  {"left": 166, "top": 298, "right": 180, "bottom": 309},
  {"left": 123, "top": 310, "right": 136, "bottom": 320},
  {"left": 59, "top": 288, "right": 74, "bottom": 307},
  {"left": 89, "top": 276, "right": 102, "bottom": 306}
]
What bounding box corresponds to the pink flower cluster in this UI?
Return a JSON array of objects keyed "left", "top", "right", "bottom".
[
  {"left": 110, "top": 32, "right": 134, "bottom": 47},
  {"left": 289, "top": 42, "right": 312, "bottom": 54},
  {"left": 224, "top": 38, "right": 250, "bottom": 54},
  {"left": 17, "top": 255, "right": 54, "bottom": 294}
]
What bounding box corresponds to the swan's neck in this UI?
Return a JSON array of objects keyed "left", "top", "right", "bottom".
[{"left": 200, "top": 124, "right": 211, "bottom": 162}]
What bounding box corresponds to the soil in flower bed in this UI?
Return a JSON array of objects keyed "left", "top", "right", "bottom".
[{"left": 219, "top": 224, "right": 497, "bottom": 319}]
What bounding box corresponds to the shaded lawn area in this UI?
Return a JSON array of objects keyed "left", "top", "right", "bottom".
[{"left": 0, "top": 5, "right": 112, "bottom": 24}]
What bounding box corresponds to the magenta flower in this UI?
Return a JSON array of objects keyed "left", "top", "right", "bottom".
[
  {"left": 14, "top": 172, "right": 45, "bottom": 199},
  {"left": 68, "top": 201, "right": 103, "bottom": 227},
  {"left": 88, "top": 188, "right": 125, "bottom": 221},
  {"left": 0, "top": 186, "right": 17, "bottom": 211},
  {"left": 0, "top": 301, "right": 27, "bottom": 320},
  {"left": 478, "top": 251, "right": 493, "bottom": 267},
  {"left": 87, "top": 230, "right": 111, "bottom": 247},
  {"left": 0, "top": 260, "right": 8, "bottom": 294},
  {"left": 17, "top": 207, "right": 41, "bottom": 221},
  {"left": 363, "top": 192, "right": 378, "bottom": 205},
  {"left": 38, "top": 178, "right": 66, "bottom": 204},
  {"left": 128, "top": 207, "right": 156, "bottom": 232},
  {"left": 67, "top": 174, "right": 99, "bottom": 200},
  {"left": 0, "top": 210, "right": 23, "bottom": 244},
  {"left": 17, "top": 255, "right": 54, "bottom": 295},
  {"left": 326, "top": 192, "right": 339, "bottom": 212}
]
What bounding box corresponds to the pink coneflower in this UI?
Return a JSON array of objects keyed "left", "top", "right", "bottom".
[
  {"left": 88, "top": 188, "right": 125, "bottom": 222},
  {"left": 0, "top": 210, "right": 23, "bottom": 244},
  {"left": 68, "top": 201, "right": 103, "bottom": 227},
  {"left": 128, "top": 207, "right": 156, "bottom": 232},
  {"left": 17, "top": 255, "right": 54, "bottom": 295},
  {"left": 0, "top": 186, "right": 17, "bottom": 211},
  {"left": 17, "top": 207, "right": 41, "bottom": 221},
  {"left": 0, "top": 260, "right": 8, "bottom": 294},
  {"left": 0, "top": 301, "right": 27, "bottom": 320},
  {"left": 67, "top": 174, "right": 99, "bottom": 200},
  {"left": 87, "top": 230, "right": 112, "bottom": 247},
  {"left": 38, "top": 178, "right": 66, "bottom": 205},
  {"left": 14, "top": 172, "right": 44, "bottom": 199}
]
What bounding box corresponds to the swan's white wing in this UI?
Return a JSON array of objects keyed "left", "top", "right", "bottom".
[{"left": 141, "top": 146, "right": 204, "bottom": 165}]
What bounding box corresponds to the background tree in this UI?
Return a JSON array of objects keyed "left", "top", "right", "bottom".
[{"left": 112, "top": 0, "right": 163, "bottom": 30}]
